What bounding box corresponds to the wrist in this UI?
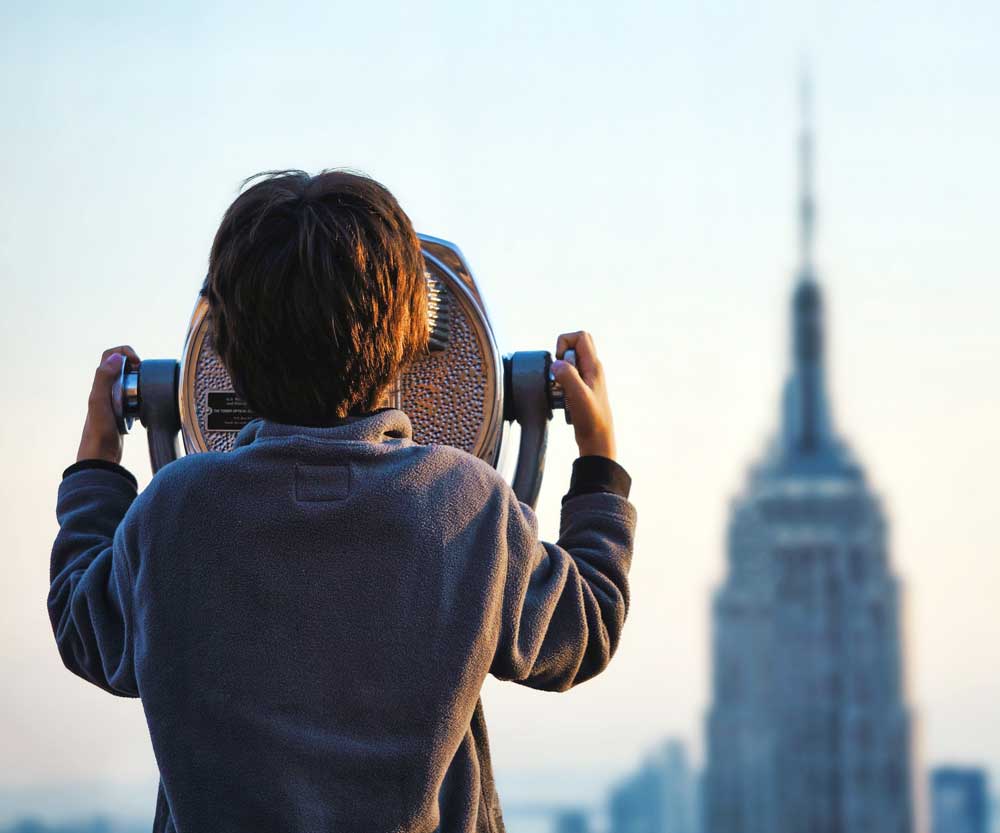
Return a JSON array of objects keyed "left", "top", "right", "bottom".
[
  {"left": 76, "top": 440, "right": 122, "bottom": 465},
  {"left": 577, "top": 440, "right": 616, "bottom": 460},
  {"left": 77, "top": 452, "right": 122, "bottom": 465}
]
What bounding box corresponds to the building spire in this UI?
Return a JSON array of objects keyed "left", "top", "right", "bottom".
[
  {"left": 782, "top": 66, "right": 835, "bottom": 460},
  {"left": 798, "top": 67, "right": 816, "bottom": 278}
]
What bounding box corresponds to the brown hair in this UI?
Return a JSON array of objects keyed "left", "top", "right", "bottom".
[{"left": 205, "top": 169, "right": 428, "bottom": 424}]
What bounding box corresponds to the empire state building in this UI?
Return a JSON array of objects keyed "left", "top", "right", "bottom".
[{"left": 702, "top": 85, "right": 915, "bottom": 833}]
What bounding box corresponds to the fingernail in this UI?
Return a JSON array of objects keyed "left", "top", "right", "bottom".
[
  {"left": 551, "top": 359, "right": 565, "bottom": 373},
  {"left": 105, "top": 353, "right": 123, "bottom": 367}
]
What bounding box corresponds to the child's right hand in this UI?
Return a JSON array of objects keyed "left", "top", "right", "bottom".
[{"left": 550, "top": 331, "right": 617, "bottom": 461}]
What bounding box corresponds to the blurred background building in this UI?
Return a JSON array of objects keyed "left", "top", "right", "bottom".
[
  {"left": 607, "top": 739, "right": 698, "bottom": 833},
  {"left": 931, "top": 767, "right": 990, "bottom": 833},
  {"left": 701, "top": 83, "right": 914, "bottom": 833}
]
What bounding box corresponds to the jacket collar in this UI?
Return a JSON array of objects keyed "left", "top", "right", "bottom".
[{"left": 233, "top": 408, "right": 413, "bottom": 449}]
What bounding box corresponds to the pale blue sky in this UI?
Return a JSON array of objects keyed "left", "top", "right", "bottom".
[{"left": 2, "top": 0, "right": 998, "bottom": 821}]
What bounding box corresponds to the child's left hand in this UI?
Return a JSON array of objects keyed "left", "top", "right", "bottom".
[{"left": 77, "top": 345, "right": 141, "bottom": 464}]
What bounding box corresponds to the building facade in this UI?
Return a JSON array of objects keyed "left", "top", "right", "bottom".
[
  {"left": 931, "top": 767, "right": 990, "bottom": 833},
  {"left": 608, "top": 740, "right": 698, "bottom": 833},
  {"left": 702, "top": 86, "right": 914, "bottom": 833}
]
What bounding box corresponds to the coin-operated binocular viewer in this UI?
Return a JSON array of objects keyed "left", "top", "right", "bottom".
[{"left": 112, "top": 235, "right": 572, "bottom": 508}]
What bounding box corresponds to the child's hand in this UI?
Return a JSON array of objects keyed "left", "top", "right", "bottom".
[
  {"left": 76, "top": 345, "right": 141, "bottom": 464},
  {"left": 550, "top": 331, "right": 617, "bottom": 461}
]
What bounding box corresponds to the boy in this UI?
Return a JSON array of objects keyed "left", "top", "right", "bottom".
[{"left": 50, "top": 170, "right": 637, "bottom": 833}]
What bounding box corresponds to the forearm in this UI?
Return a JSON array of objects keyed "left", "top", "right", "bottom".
[
  {"left": 49, "top": 465, "right": 140, "bottom": 695},
  {"left": 549, "top": 488, "right": 636, "bottom": 686},
  {"left": 558, "top": 456, "right": 635, "bottom": 682},
  {"left": 491, "top": 464, "right": 637, "bottom": 691},
  {"left": 52, "top": 464, "right": 137, "bottom": 580}
]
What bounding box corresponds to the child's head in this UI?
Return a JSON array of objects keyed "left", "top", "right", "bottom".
[{"left": 205, "top": 169, "right": 428, "bottom": 425}]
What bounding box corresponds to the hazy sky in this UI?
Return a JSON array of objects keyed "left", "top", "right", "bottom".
[{"left": 2, "top": 0, "right": 998, "bottom": 820}]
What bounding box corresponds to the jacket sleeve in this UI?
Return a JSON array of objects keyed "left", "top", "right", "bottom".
[
  {"left": 48, "top": 465, "right": 141, "bottom": 697},
  {"left": 489, "top": 488, "right": 637, "bottom": 692}
]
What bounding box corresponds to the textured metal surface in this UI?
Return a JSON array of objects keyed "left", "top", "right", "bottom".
[
  {"left": 392, "top": 277, "right": 491, "bottom": 454},
  {"left": 187, "top": 322, "right": 241, "bottom": 454},
  {"left": 179, "top": 254, "right": 503, "bottom": 463}
]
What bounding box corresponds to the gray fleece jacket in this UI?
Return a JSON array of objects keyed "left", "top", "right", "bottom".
[{"left": 49, "top": 408, "right": 637, "bottom": 833}]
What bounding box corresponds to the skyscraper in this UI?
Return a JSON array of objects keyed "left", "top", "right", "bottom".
[
  {"left": 607, "top": 739, "right": 698, "bottom": 833},
  {"left": 931, "top": 767, "right": 990, "bottom": 833},
  {"left": 701, "top": 80, "right": 914, "bottom": 833}
]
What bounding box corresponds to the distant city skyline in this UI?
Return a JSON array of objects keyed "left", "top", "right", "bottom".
[{"left": 3, "top": 750, "right": 999, "bottom": 833}]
